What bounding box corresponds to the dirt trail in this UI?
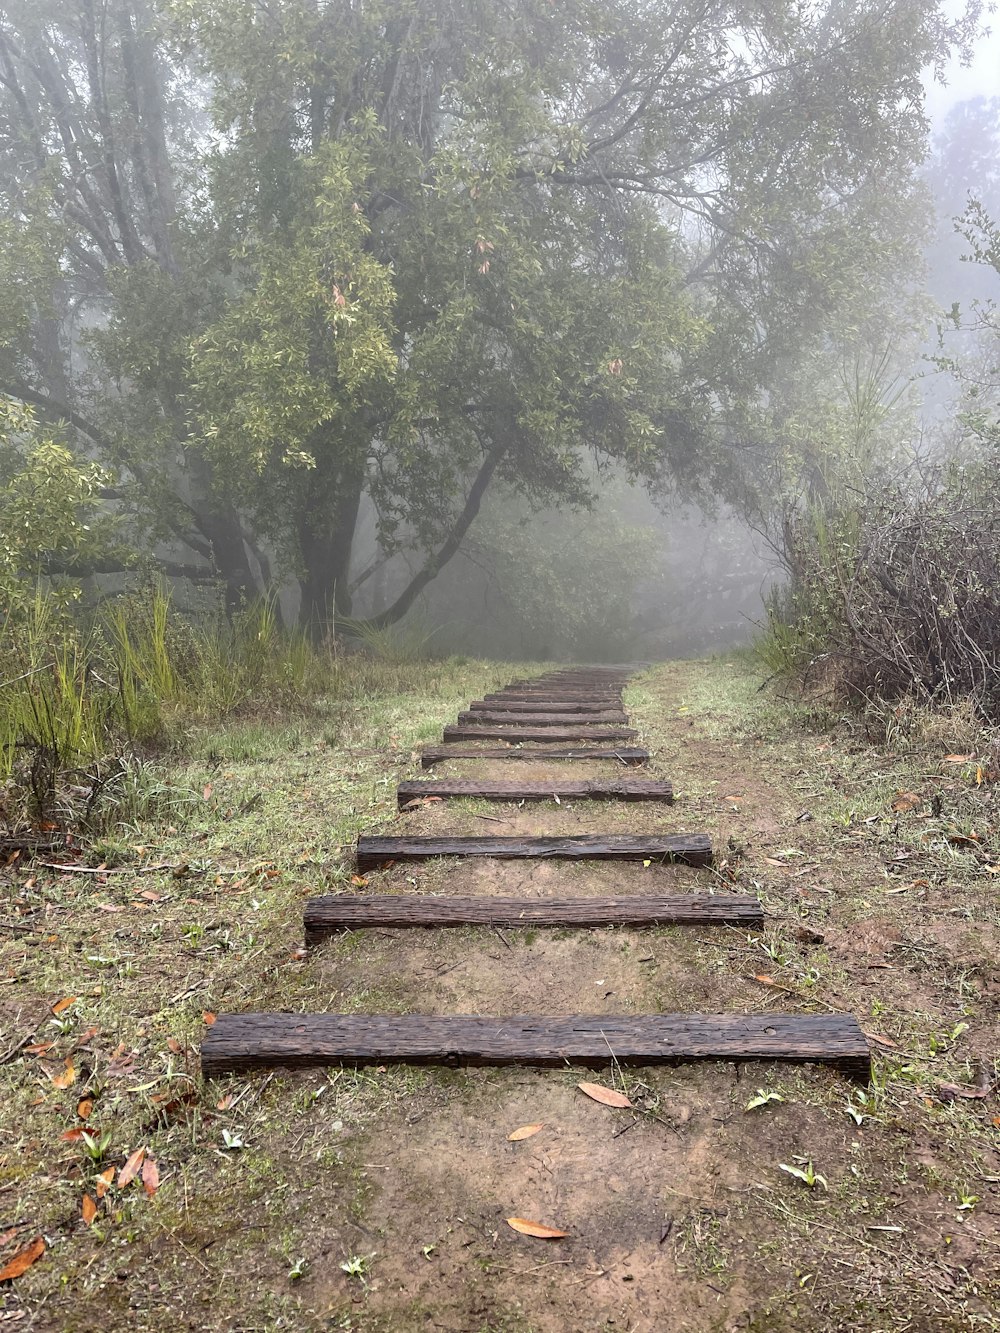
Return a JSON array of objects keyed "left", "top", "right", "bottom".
[{"left": 295, "top": 666, "right": 862, "bottom": 1330}]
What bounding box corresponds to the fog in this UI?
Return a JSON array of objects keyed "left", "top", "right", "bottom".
[{"left": 3, "top": 0, "right": 999, "bottom": 661}]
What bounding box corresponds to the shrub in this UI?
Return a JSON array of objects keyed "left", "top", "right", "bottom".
[{"left": 760, "top": 458, "right": 1000, "bottom": 721}]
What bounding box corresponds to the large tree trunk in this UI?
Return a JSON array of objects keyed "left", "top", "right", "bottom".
[{"left": 297, "top": 461, "right": 366, "bottom": 637}]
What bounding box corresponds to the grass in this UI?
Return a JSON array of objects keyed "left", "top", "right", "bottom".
[{"left": 1, "top": 653, "right": 998, "bottom": 1330}]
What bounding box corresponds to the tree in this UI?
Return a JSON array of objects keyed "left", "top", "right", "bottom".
[{"left": 0, "top": 0, "right": 982, "bottom": 631}]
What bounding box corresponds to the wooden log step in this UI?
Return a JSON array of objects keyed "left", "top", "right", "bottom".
[
  {"left": 456, "top": 710, "right": 629, "bottom": 727},
  {"left": 444, "top": 725, "right": 639, "bottom": 743},
  {"left": 356, "top": 832, "right": 712, "bottom": 872},
  {"left": 397, "top": 778, "right": 673, "bottom": 806},
  {"left": 474, "top": 699, "right": 623, "bottom": 713},
  {"left": 201, "top": 1012, "right": 872, "bottom": 1080},
  {"left": 420, "top": 746, "right": 650, "bottom": 767},
  {"left": 304, "top": 892, "right": 761, "bottom": 943}
]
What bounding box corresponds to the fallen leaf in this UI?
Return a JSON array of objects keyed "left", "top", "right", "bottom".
[
  {"left": 166, "top": 1038, "right": 184, "bottom": 1054},
  {"left": 763, "top": 856, "right": 787, "bottom": 867},
  {"left": 139, "top": 889, "right": 160, "bottom": 901},
  {"left": 722, "top": 795, "right": 743, "bottom": 803},
  {"left": 117, "top": 1146, "right": 146, "bottom": 1188},
  {"left": 141, "top": 1156, "right": 159, "bottom": 1197},
  {"left": 866, "top": 1032, "right": 898, "bottom": 1050},
  {"left": 0, "top": 1235, "right": 45, "bottom": 1281},
  {"left": 24, "top": 1042, "right": 54, "bottom": 1056},
  {"left": 61, "top": 1127, "right": 88, "bottom": 1142},
  {"left": 942, "top": 754, "right": 973, "bottom": 763},
  {"left": 577, "top": 1081, "right": 632, "bottom": 1108},
  {"left": 891, "top": 792, "right": 921, "bottom": 813},
  {"left": 507, "top": 1123, "right": 544, "bottom": 1142},
  {"left": 203, "top": 783, "right": 213, "bottom": 800},
  {"left": 202, "top": 1011, "right": 216, "bottom": 1026},
  {"left": 506, "top": 1217, "right": 568, "bottom": 1239},
  {"left": 51, "top": 996, "right": 76, "bottom": 1016},
  {"left": 95, "top": 1167, "right": 114, "bottom": 1199},
  {"left": 937, "top": 1081, "right": 990, "bottom": 1102},
  {"left": 81, "top": 1194, "right": 97, "bottom": 1226},
  {"left": 216, "top": 1093, "right": 235, "bottom": 1111},
  {"left": 350, "top": 875, "right": 368, "bottom": 887},
  {"left": 51, "top": 1058, "right": 76, "bottom": 1089}
]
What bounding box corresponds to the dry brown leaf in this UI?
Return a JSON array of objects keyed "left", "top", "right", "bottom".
[
  {"left": 51, "top": 996, "right": 76, "bottom": 1015},
  {"left": 506, "top": 1217, "right": 568, "bottom": 1239},
  {"left": 891, "top": 792, "right": 921, "bottom": 813},
  {"left": 202, "top": 1011, "right": 216, "bottom": 1026},
  {"left": 81, "top": 1194, "right": 98, "bottom": 1226},
  {"left": 0, "top": 1235, "right": 45, "bottom": 1281},
  {"left": 942, "top": 754, "right": 973, "bottom": 763},
  {"left": 117, "top": 1146, "right": 146, "bottom": 1188},
  {"left": 95, "top": 1167, "right": 114, "bottom": 1199},
  {"left": 866, "top": 1031, "right": 898, "bottom": 1050},
  {"left": 51, "top": 1058, "right": 76, "bottom": 1089},
  {"left": 61, "top": 1127, "right": 88, "bottom": 1142},
  {"left": 577, "top": 1081, "right": 632, "bottom": 1108},
  {"left": 24, "top": 1042, "right": 54, "bottom": 1056},
  {"left": 166, "top": 1038, "right": 184, "bottom": 1054},
  {"left": 937, "top": 1081, "right": 989, "bottom": 1102},
  {"left": 203, "top": 783, "right": 213, "bottom": 800},
  {"left": 350, "top": 875, "right": 368, "bottom": 887},
  {"left": 507, "top": 1123, "right": 544, "bottom": 1142},
  {"left": 141, "top": 1156, "right": 159, "bottom": 1197},
  {"left": 763, "top": 856, "right": 787, "bottom": 867}
]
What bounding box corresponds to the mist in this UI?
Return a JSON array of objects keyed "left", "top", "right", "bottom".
[{"left": 2, "top": 0, "right": 998, "bottom": 661}]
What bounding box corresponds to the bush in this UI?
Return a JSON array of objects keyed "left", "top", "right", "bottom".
[{"left": 759, "top": 458, "right": 1000, "bottom": 721}]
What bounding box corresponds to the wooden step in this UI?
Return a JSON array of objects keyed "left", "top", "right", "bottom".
[
  {"left": 304, "top": 892, "right": 761, "bottom": 943},
  {"left": 456, "top": 710, "right": 629, "bottom": 727},
  {"left": 201, "top": 1012, "right": 871, "bottom": 1080},
  {"left": 443, "top": 725, "right": 639, "bottom": 743},
  {"left": 397, "top": 778, "right": 673, "bottom": 806},
  {"left": 474, "top": 699, "right": 622, "bottom": 712},
  {"left": 356, "top": 832, "right": 712, "bottom": 872},
  {"left": 420, "top": 746, "right": 650, "bottom": 767}
]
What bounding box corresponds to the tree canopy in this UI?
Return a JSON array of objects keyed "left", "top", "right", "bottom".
[{"left": 0, "top": 0, "right": 981, "bottom": 630}]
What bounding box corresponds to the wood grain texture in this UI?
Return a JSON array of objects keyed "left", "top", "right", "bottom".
[
  {"left": 201, "top": 1012, "right": 871, "bottom": 1080},
  {"left": 419, "top": 746, "right": 650, "bottom": 767},
  {"left": 473, "top": 699, "right": 623, "bottom": 712},
  {"left": 356, "top": 832, "right": 712, "bottom": 872},
  {"left": 397, "top": 778, "right": 672, "bottom": 806},
  {"left": 456, "top": 710, "right": 629, "bottom": 726},
  {"left": 304, "top": 893, "right": 762, "bottom": 942},
  {"left": 443, "top": 725, "right": 639, "bottom": 743}
]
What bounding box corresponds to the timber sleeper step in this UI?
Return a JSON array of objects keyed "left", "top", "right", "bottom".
[
  {"left": 456, "top": 710, "right": 629, "bottom": 726},
  {"left": 356, "top": 832, "right": 712, "bottom": 872},
  {"left": 443, "top": 725, "right": 639, "bottom": 743},
  {"left": 473, "top": 699, "right": 624, "bottom": 712},
  {"left": 304, "top": 892, "right": 762, "bottom": 943},
  {"left": 201, "top": 1012, "right": 871, "bottom": 1081},
  {"left": 420, "top": 746, "right": 650, "bottom": 767},
  {"left": 397, "top": 778, "right": 673, "bottom": 806}
]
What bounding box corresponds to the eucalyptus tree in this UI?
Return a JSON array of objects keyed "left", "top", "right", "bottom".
[{"left": 0, "top": 0, "right": 981, "bottom": 628}]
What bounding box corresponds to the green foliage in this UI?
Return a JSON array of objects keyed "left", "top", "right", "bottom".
[{"left": 0, "top": 398, "right": 114, "bottom": 602}]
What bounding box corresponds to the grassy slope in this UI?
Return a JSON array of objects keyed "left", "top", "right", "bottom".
[{"left": 1, "top": 655, "right": 997, "bottom": 1331}]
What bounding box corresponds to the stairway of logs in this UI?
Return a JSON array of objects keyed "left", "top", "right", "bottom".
[{"left": 201, "top": 667, "right": 871, "bottom": 1081}]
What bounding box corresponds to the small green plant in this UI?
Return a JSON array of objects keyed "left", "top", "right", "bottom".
[
  {"left": 745, "top": 1088, "right": 785, "bottom": 1112},
  {"left": 220, "top": 1129, "right": 245, "bottom": 1151},
  {"left": 81, "top": 1130, "right": 114, "bottom": 1162},
  {"left": 779, "top": 1159, "right": 828, "bottom": 1190},
  {"left": 955, "top": 1187, "right": 979, "bottom": 1221},
  {"left": 288, "top": 1256, "right": 308, "bottom": 1280},
  {"left": 340, "top": 1253, "right": 372, "bottom": 1280}
]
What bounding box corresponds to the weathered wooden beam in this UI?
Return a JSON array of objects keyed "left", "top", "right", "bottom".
[
  {"left": 474, "top": 699, "right": 623, "bottom": 712},
  {"left": 356, "top": 832, "right": 712, "bottom": 872},
  {"left": 456, "top": 710, "right": 629, "bottom": 727},
  {"left": 443, "top": 725, "right": 639, "bottom": 743},
  {"left": 419, "top": 746, "right": 650, "bottom": 767},
  {"left": 304, "top": 892, "right": 761, "bottom": 943},
  {"left": 201, "top": 1012, "right": 872, "bottom": 1080},
  {"left": 397, "top": 778, "right": 673, "bottom": 806}
]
